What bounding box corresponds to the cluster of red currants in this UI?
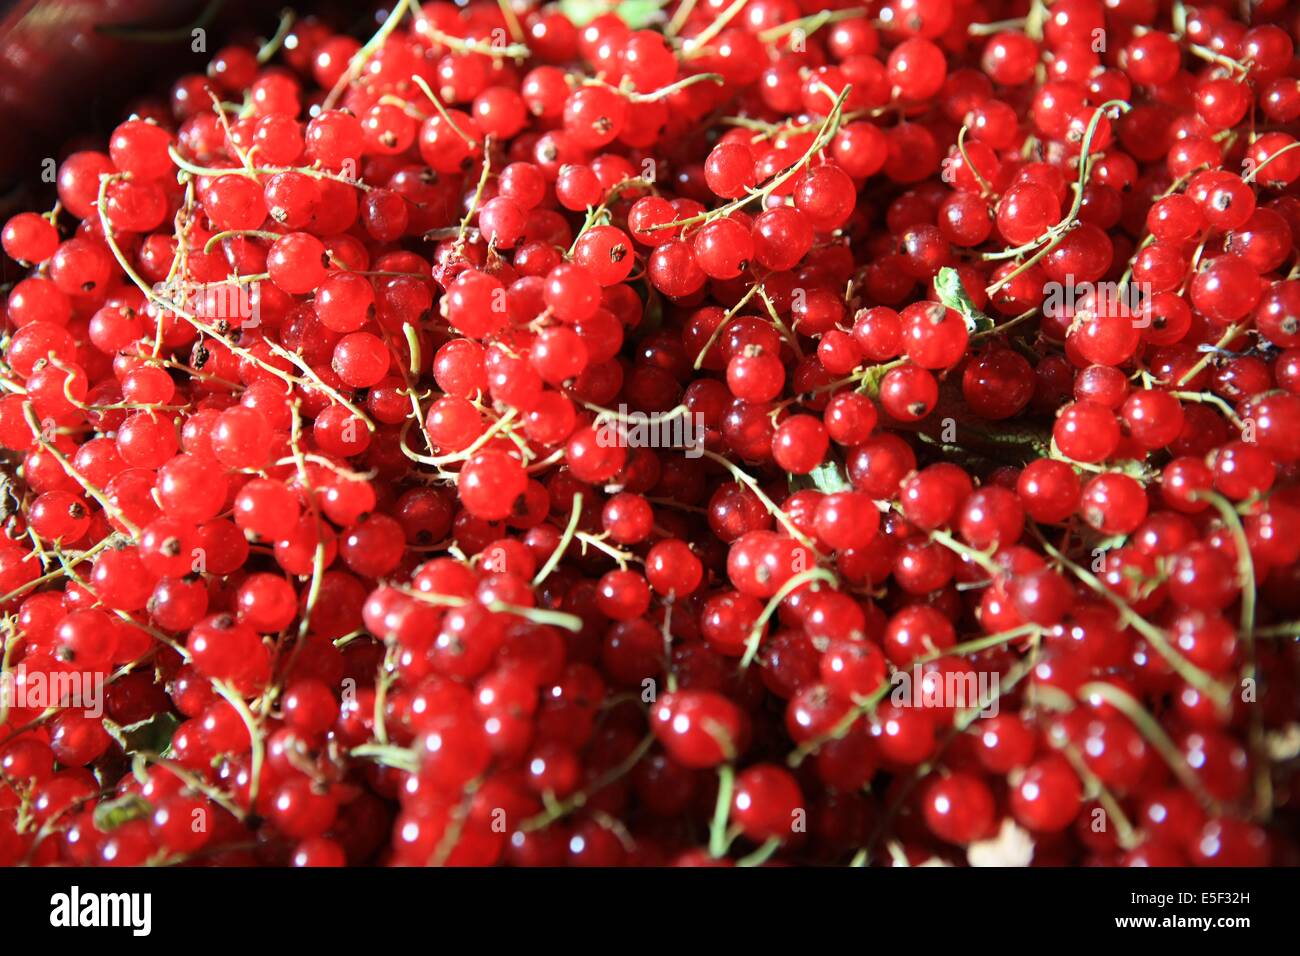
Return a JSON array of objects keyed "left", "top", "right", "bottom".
[{"left": 0, "top": 0, "right": 1298, "bottom": 868}]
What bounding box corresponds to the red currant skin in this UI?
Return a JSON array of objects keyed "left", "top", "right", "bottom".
[
  {"left": 793, "top": 164, "right": 857, "bottom": 231},
  {"left": 972, "top": 714, "right": 1036, "bottom": 773},
  {"left": 1017, "top": 458, "right": 1081, "bottom": 524},
  {"left": 814, "top": 492, "right": 880, "bottom": 551},
  {"left": 1010, "top": 754, "right": 1082, "bottom": 832},
  {"left": 820, "top": 639, "right": 887, "bottom": 700},
  {"left": 900, "top": 302, "right": 968, "bottom": 369},
  {"left": 292, "top": 837, "right": 347, "bottom": 867},
  {"left": 645, "top": 539, "right": 703, "bottom": 596},
  {"left": 879, "top": 364, "right": 938, "bottom": 421},
  {"left": 823, "top": 392, "right": 878, "bottom": 446},
  {"left": 771, "top": 415, "right": 829, "bottom": 475},
  {"left": 1054, "top": 401, "right": 1119, "bottom": 463},
  {"left": 1189, "top": 819, "right": 1271, "bottom": 867},
  {"left": 922, "top": 772, "right": 996, "bottom": 844},
  {"left": 692, "top": 218, "right": 754, "bottom": 280},
  {"left": 458, "top": 450, "right": 527, "bottom": 521},
  {"left": 1079, "top": 470, "right": 1149, "bottom": 537},
  {"left": 997, "top": 181, "right": 1059, "bottom": 245},
  {"left": 648, "top": 239, "right": 707, "bottom": 297},
  {"left": 958, "top": 487, "right": 1024, "bottom": 550},
  {"left": 751, "top": 206, "right": 812, "bottom": 272},
  {"left": 887, "top": 37, "right": 948, "bottom": 101},
  {"left": 3, "top": 212, "right": 59, "bottom": 263},
  {"left": 899, "top": 465, "right": 970, "bottom": 531},
  {"left": 962, "top": 348, "right": 1034, "bottom": 420},
  {"left": 704, "top": 142, "right": 756, "bottom": 199},
  {"left": 267, "top": 232, "right": 329, "bottom": 295},
  {"left": 731, "top": 764, "right": 803, "bottom": 843},
  {"left": 982, "top": 31, "right": 1038, "bottom": 86},
  {"left": 650, "top": 690, "right": 745, "bottom": 768},
  {"left": 871, "top": 703, "right": 936, "bottom": 765},
  {"left": 601, "top": 492, "right": 653, "bottom": 545},
  {"left": 726, "top": 348, "right": 784, "bottom": 402},
  {"left": 573, "top": 225, "right": 635, "bottom": 285}
]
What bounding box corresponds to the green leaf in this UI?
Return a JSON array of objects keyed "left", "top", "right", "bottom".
[
  {"left": 791, "top": 459, "right": 853, "bottom": 495},
  {"left": 93, "top": 793, "right": 152, "bottom": 832},
  {"left": 809, "top": 460, "right": 852, "bottom": 494},
  {"left": 103, "top": 712, "right": 181, "bottom": 756},
  {"left": 934, "top": 267, "right": 995, "bottom": 335},
  {"left": 1085, "top": 532, "right": 1129, "bottom": 554},
  {"left": 855, "top": 362, "right": 896, "bottom": 399},
  {"left": 1111, "top": 458, "right": 1160, "bottom": 483},
  {"left": 130, "top": 752, "right": 151, "bottom": 787},
  {"left": 558, "top": 0, "right": 663, "bottom": 29}
]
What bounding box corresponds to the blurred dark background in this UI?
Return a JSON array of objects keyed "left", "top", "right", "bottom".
[{"left": 0, "top": 0, "right": 379, "bottom": 206}]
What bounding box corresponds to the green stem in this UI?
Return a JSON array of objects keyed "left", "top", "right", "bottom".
[
  {"left": 787, "top": 681, "right": 891, "bottom": 767},
  {"left": 709, "top": 764, "right": 735, "bottom": 858},
  {"left": 1078, "top": 681, "right": 1224, "bottom": 816},
  {"left": 532, "top": 493, "right": 584, "bottom": 586},
  {"left": 741, "top": 568, "right": 839, "bottom": 668},
  {"left": 519, "top": 732, "right": 655, "bottom": 832},
  {"left": 681, "top": 0, "right": 748, "bottom": 54},
  {"left": 916, "top": 623, "right": 1041, "bottom": 665},
  {"left": 1033, "top": 525, "right": 1229, "bottom": 706},
  {"left": 929, "top": 528, "right": 1003, "bottom": 578},
  {"left": 257, "top": 9, "right": 295, "bottom": 63},
  {"left": 700, "top": 449, "right": 825, "bottom": 558},
  {"left": 1192, "top": 489, "right": 1270, "bottom": 819},
  {"left": 213, "top": 681, "right": 265, "bottom": 806},
  {"left": 737, "top": 837, "right": 782, "bottom": 867},
  {"left": 350, "top": 743, "right": 420, "bottom": 774},
  {"left": 691, "top": 281, "right": 762, "bottom": 369},
  {"left": 485, "top": 602, "right": 584, "bottom": 633},
  {"left": 985, "top": 100, "right": 1131, "bottom": 296},
  {"left": 1057, "top": 742, "right": 1138, "bottom": 850},
  {"left": 1177, "top": 323, "right": 1244, "bottom": 387},
  {"left": 322, "top": 0, "right": 415, "bottom": 109}
]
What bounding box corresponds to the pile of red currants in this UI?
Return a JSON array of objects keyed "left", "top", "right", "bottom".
[{"left": 1, "top": 0, "right": 1298, "bottom": 868}]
